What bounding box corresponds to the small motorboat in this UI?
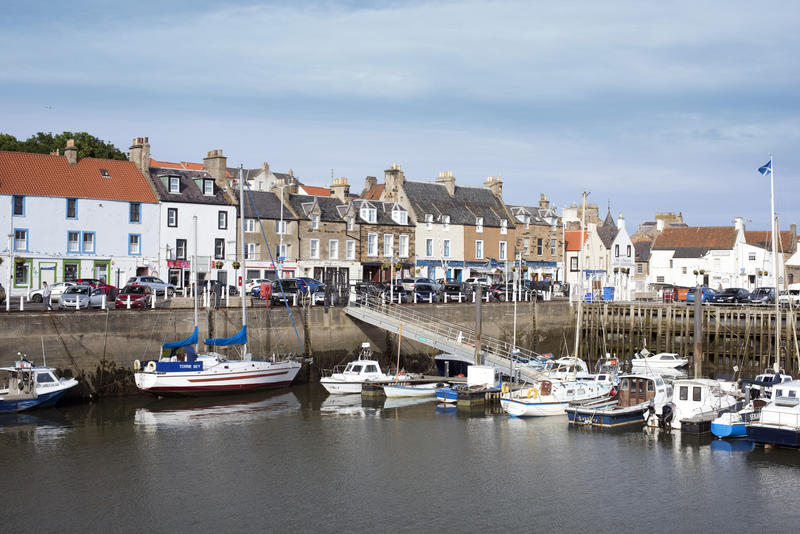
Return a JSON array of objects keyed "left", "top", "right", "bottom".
[
  {"left": 566, "top": 373, "right": 670, "bottom": 428},
  {"left": 0, "top": 359, "right": 78, "bottom": 414},
  {"left": 320, "top": 343, "right": 405, "bottom": 395},
  {"left": 649, "top": 378, "right": 740, "bottom": 431},
  {"left": 746, "top": 379, "right": 800, "bottom": 447},
  {"left": 502, "top": 379, "right": 612, "bottom": 417},
  {"left": 630, "top": 349, "right": 688, "bottom": 370},
  {"left": 436, "top": 365, "right": 499, "bottom": 404},
  {"left": 383, "top": 382, "right": 448, "bottom": 398}
]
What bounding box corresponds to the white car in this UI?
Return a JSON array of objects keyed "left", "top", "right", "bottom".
[
  {"left": 59, "top": 285, "right": 109, "bottom": 309},
  {"left": 246, "top": 279, "right": 273, "bottom": 294},
  {"left": 29, "top": 281, "right": 76, "bottom": 304},
  {"left": 465, "top": 277, "right": 491, "bottom": 288}
]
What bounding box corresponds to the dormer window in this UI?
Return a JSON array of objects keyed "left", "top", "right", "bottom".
[
  {"left": 392, "top": 209, "right": 407, "bottom": 225},
  {"left": 169, "top": 177, "right": 180, "bottom": 194},
  {"left": 476, "top": 217, "right": 484, "bottom": 233},
  {"left": 311, "top": 214, "right": 320, "bottom": 230},
  {"left": 501, "top": 219, "right": 507, "bottom": 234},
  {"left": 442, "top": 215, "right": 450, "bottom": 231},
  {"left": 425, "top": 214, "right": 433, "bottom": 230},
  {"left": 360, "top": 206, "right": 376, "bottom": 224},
  {"left": 203, "top": 180, "right": 214, "bottom": 196},
  {"left": 99, "top": 169, "right": 110, "bottom": 178}
]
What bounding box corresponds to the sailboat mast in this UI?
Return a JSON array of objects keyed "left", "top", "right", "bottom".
[
  {"left": 239, "top": 165, "right": 247, "bottom": 356},
  {"left": 573, "top": 191, "right": 588, "bottom": 379},
  {"left": 770, "top": 155, "right": 780, "bottom": 369},
  {"left": 193, "top": 215, "right": 199, "bottom": 351}
]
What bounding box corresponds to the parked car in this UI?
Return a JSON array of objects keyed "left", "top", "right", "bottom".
[
  {"left": 711, "top": 287, "right": 750, "bottom": 304},
  {"left": 59, "top": 285, "right": 108, "bottom": 309},
  {"left": 413, "top": 283, "right": 440, "bottom": 302},
  {"left": 465, "top": 277, "right": 491, "bottom": 289},
  {"left": 126, "top": 276, "right": 176, "bottom": 296},
  {"left": 29, "top": 281, "right": 76, "bottom": 304},
  {"left": 246, "top": 278, "right": 273, "bottom": 294},
  {"left": 312, "top": 284, "right": 339, "bottom": 305},
  {"left": 0, "top": 283, "right": 5, "bottom": 305},
  {"left": 297, "top": 277, "right": 324, "bottom": 294},
  {"left": 749, "top": 287, "right": 776, "bottom": 305},
  {"left": 115, "top": 285, "right": 153, "bottom": 309},
  {"left": 441, "top": 281, "right": 473, "bottom": 301},
  {"left": 76, "top": 278, "right": 119, "bottom": 299},
  {"left": 382, "top": 282, "right": 412, "bottom": 303},
  {"left": 778, "top": 287, "right": 800, "bottom": 308},
  {"left": 685, "top": 286, "right": 716, "bottom": 304},
  {"left": 353, "top": 281, "right": 386, "bottom": 299},
  {"left": 400, "top": 277, "right": 442, "bottom": 292},
  {"left": 198, "top": 279, "right": 239, "bottom": 296},
  {"left": 488, "top": 282, "right": 516, "bottom": 301},
  {"left": 268, "top": 278, "right": 305, "bottom": 305}
]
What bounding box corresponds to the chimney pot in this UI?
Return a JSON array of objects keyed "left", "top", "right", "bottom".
[{"left": 64, "top": 139, "right": 78, "bottom": 165}]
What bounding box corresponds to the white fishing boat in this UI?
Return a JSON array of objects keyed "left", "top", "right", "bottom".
[
  {"left": 320, "top": 343, "right": 405, "bottom": 394},
  {"left": 649, "top": 378, "right": 739, "bottom": 430},
  {"left": 383, "top": 382, "right": 448, "bottom": 398},
  {"left": 630, "top": 349, "right": 688, "bottom": 370},
  {"left": 134, "top": 167, "right": 302, "bottom": 395},
  {"left": 567, "top": 373, "right": 671, "bottom": 428},
  {"left": 0, "top": 359, "right": 79, "bottom": 413},
  {"left": 747, "top": 379, "right": 800, "bottom": 447},
  {"left": 501, "top": 379, "right": 612, "bottom": 417}
]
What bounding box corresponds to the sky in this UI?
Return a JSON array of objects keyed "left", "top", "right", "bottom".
[{"left": 2, "top": 0, "right": 799, "bottom": 232}]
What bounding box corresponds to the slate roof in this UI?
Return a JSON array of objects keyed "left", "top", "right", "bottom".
[
  {"left": 149, "top": 165, "right": 232, "bottom": 205},
  {"left": 235, "top": 191, "right": 295, "bottom": 220},
  {"left": 651, "top": 227, "right": 738, "bottom": 256},
  {"left": 745, "top": 230, "right": 795, "bottom": 253},
  {"left": 287, "top": 194, "right": 346, "bottom": 222},
  {"left": 564, "top": 230, "right": 589, "bottom": 252},
  {"left": 507, "top": 204, "right": 561, "bottom": 227},
  {"left": 602, "top": 209, "right": 616, "bottom": 228},
  {"left": 596, "top": 224, "right": 619, "bottom": 249},
  {"left": 152, "top": 158, "right": 234, "bottom": 178},
  {"left": 0, "top": 150, "right": 158, "bottom": 203},
  {"left": 402, "top": 181, "right": 513, "bottom": 227},
  {"left": 634, "top": 241, "right": 652, "bottom": 262},
  {"left": 351, "top": 199, "right": 411, "bottom": 226}
]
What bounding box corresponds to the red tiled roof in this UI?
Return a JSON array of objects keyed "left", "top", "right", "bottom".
[
  {"left": 652, "top": 226, "right": 737, "bottom": 250},
  {"left": 745, "top": 230, "right": 795, "bottom": 252},
  {"left": 149, "top": 158, "right": 233, "bottom": 178},
  {"left": 302, "top": 185, "right": 331, "bottom": 196},
  {"left": 0, "top": 150, "right": 157, "bottom": 203},
  {"left": 363, "top": 184, "right": 385, "bottom": 200},
  {"left": 564, "top": 230, "right": 589, "bottom": 251}
]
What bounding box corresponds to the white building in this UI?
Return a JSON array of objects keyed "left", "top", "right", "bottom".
[{"left": 0, "top": 142, "right": 159, "bottom": 296}]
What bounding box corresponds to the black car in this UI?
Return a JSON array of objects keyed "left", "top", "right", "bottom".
[
  {"left": 711, "top": 287, "right": 750, "bottom": 304},
  {"left": 749, "top": 287, "right": 776, "bottom": 305},
  {"left": 441, "top": 282, "right": 472, "bottom": 302},
  {"left": 353, "top": 281, "right": 386, "bottom": 299},
  {"left": 382, "top": 282, "right": 411, "bottom": 303},
  {"left": 488, "top": 283, "right": 515, "bottom": 301},
  {"left": 413, "top": 283, "right": 440, "bottom": 302},
  {"left": 198, "top": 279, "right": 239, "bottom": 296},
  {"left": 269, "top": 279, "right": 304, "bottom": 305}
]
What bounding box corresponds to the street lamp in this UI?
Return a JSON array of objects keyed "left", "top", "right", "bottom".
[{"left": 278, "top": 182, "right": 287, "bottom": 280}]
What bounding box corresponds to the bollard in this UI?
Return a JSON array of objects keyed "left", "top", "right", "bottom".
[
  {"left": 151, "top": 291, "right": 156, "bottom": 309},
  {"left": 225, "top": 286, "right": 230, "bottom": 307},
  {"left": 20, "top": 296, "right": 24, "bottom": 311},
  {"left": 429, "top": 293, "right": 433, "bottom": 304},
  {"left": 165, "top": 288, "right": 170, "bottom": 301},
  {"left": 293, "top": 294, "right": 297, "bottom": 307},
  {"left": 472, "top": 292, "right": 476, "bottom": 303},
  {"left": 127, "top": 295, "right": 131, "bottom": 309},
  {"left": 101, "top": 296, "right": 106, "bottom": 310},
  {"left": 444, "top": 293, "right": 448, "bottom": 303},
  {"left": 458, "top": 292, "right": 463, "bottom": 303}
]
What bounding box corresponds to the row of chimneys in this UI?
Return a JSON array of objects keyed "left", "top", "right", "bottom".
[{"left": 128, "top": 137, "right": 229, "bottom": 189}]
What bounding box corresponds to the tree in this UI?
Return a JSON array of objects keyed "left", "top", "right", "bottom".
[{"left": 0, "top": 131, "right": 127, "bottom": 160}]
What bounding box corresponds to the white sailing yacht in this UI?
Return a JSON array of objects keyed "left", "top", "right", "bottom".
[{"left": 134, "top": 167, "right": 302, "bottom": 395}]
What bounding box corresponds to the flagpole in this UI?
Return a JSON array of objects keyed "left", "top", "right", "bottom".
[{"left": 770, "top": 154, "right": 780, "bottom": 370}]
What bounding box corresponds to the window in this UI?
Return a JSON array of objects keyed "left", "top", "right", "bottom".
[
  {"left": 537, "top": 238, "right": 543, "bottom": 256},
  {"left": 399, "top": 235, "right": 409, "bottom": 258},
  {"left": 246, "top": 243, "right": 257, "bottom": 259},
  {"left": 637, "top": 263, "right": 643, "bottom": 274},
  {"left": 669, "top": 259, "right": 673, "bottom": 268},
  {"left": 647, "top": 381, "right": 654, "bottom": 392},
  {"left": 425, "top": 214, "right": 433, "bottom": 230},
  {"left": 245, "top": 218, "right": 255, "bottom": 232},
  {"left": 442, "top": 215, "right": 450, "bottom": 231},
  {"left": 523, "top": 238, "right": 530, "bottom": 254},
  {"left": 475, "top": 240, "right": 484, "bottom": 259},
  {"left": 214, "top": 238, "right": 225, "bottom": 259},
  {"left": 682, "top": 267, "right": 687, "bottom": 274},
  {"left": 203, "top": 179, "right": 214, "bottom": 195},
  {"left": 66, "top": 198, "right": 77, "bottom": 219},
  {"left": 656, "top": 276, "right": 665, "bottom": 283},
  {"left": 169, "top": 177, "right": 180, "bottom": 193},
  {"left": 347, "top": 217, "right": 355, "bottom": 231},
  {"left": 68, "top": 231, "right": 80, "bottom": 253},
  {"left": 627, "top": 245, "right": 631, "bottom": 257},
  {"left": 14, "top": 229, "right": 27, "bottom": 251},
  {"left": 620, "top": 378, "right": 629, "bottom": 391},
  {"left": 392, "top": 209, "right": 408, "bottom": 225},
  {"left": 570, "top": 257, "right": 578, "bottom": 271},
  {"left": 425, "top": 238, "right": 434, "bottom": 257},
  {"left": 615, "top": 244, "right": 619, "bottom": 257},
  {"left": 128, "top": 234, "right": 141, "bottom": 255},
  {"left": 501, "top": 219, "right": 507, "bottom": 235},
  {"left": 360, "top": 206, "right": 376, "bottom": 223},
  {"left": 499, "top": 241, "right": 507, "bottom": 261},
  {"left": 130, "top": 202, "right": 141, "bottom": 223},
  {"left": 82, "top": 232, "right": 95, "bottom": 253},
  {"left": 64, "top": 262, "right": 79, "bottom": 282},
  {"left": 274, "top": 220, "right": 287, "bottom": 234},
  {"left": 218, "top": 211, "right": 227, "bottom": 230},
  {"left": 476, "top": 217, "right": 483, "bottom": 233},
  {"left": 550, "top": 239, "right": 556, "bottom": 256},
  {"left": 346, "top": 240, "right": 356, "bottom": 260},
  {"left": 749, "top": 253, "right": 756, "bottom": 261},
  {"left": 383, "top": 234, "right": 393, "bottom": 257},
  {"left": 176, "top": 239, "right": 187, "bottom": 260},
  {"left": 692, "top": 387, "right": 702, "bottom": 402},
  {"left": 167, "top": 208, "right": 178, "bottom": 227},
  {"left": 99, "top": 168, "right": 110, "bottom": 178},
  {"left": 309, "top": 239, "right": 320, "bottom": 259},
  {"left": 443, "top": 239, "right": 450, "bottom": 258},
  {"left": 367, "top": 234, "right": 378, "bottom": 256},
  {"left": 329, "top": 239, "right": 339, "bottom": 260},
  {"left": 12, "top": 195, "right": 24, "bottom": 216},
  {"left": 311, "top": 214, "right": 320, "bottom": 230}
]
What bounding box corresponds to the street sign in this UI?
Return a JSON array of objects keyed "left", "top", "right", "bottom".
[{"left": 277, "top": 256, "right": 286, "bottom": 262}]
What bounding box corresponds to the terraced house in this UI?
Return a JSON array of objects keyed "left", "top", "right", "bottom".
[
  {"left": 507, "top": 194, "right": 562, "bottom": 282},
  {"left": 0, "top": 140, "right": 159, "bottom": 296},
  {"left": 236, "top": 188, "right": 299, "bottom": 281}
]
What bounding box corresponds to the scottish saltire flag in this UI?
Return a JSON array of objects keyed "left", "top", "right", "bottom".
[{"left": 759, "top": 160, "right": 772, "bottom": 175}]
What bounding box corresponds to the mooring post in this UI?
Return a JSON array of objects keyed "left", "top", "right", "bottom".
[
  {"left": 693, "top": 283, "right": 702, "bottom": 377},
  {"left": 475, "top": 284, "right": 483, "bottom": 365}
]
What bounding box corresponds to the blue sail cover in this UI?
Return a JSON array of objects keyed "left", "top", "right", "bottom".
[
  {"left": 162, "top": 326, "right": 198, "bottom": 350},
  {"left": 205, "top": 325, "right": 247, "bottom": 346}
]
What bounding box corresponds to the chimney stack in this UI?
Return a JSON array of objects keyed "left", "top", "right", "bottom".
[
  {"left": 436, "top": 170, "right": 456, "bottom": 197},
  {"left": 617, "top": 212, "right": 626, "bottom": 230},
  {"left": 128, "top": 137, "right": 150, "bottom": 176},
  {"left": 331, "top": 177, "right": 351, "bottom": 203},
  {"left": 483, "top": 175, "right": 503, "bottom": 199},
  {"left": 656, "top": 218, "right": 665, "bottom": 232},
  {"left": 734, "top": 216, "right": 745, "bottom": 232},
  {"left": 539, "top": 193, "right": 550, "bottom": 210},
  {"left": 64, "top": 139, "right": 78, "bottom": 165},
  {"left": 384, "top": 163, "right": 405, "bottom": 202},
  {"left": 362, "top": 176, "right": 377, "bottom": 197},
  {"left": 203, "top": 149, "right": 228, "bottom": 188}
]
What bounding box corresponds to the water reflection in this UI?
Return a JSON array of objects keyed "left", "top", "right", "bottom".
[{"left": 0, "top": 409, "right": 74, "bottom": 442}]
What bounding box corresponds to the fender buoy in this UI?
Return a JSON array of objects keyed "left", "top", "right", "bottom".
[
  {"left": 501, "top": 382, "right": 509, "bottom": 394},
  {"left": 527, "top": 388, "right": 539, "bottom": 399},
  {"left": 145, "top": 361, "right": 156, "bottom": 372},
  {"left": 133, "top": 360, "right": 141, "bottom": 371}
]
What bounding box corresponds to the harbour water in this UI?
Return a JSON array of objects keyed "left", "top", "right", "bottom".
[{"left": 2, "top": 385, "right": 800, "bottom": 532}]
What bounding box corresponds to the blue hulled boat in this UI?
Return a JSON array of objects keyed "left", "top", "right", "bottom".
[
  {"left": 567, "top": 373, "right": 669, "bottom": 429},
  {"left": 0, "top": 360, "right": 79, "bottom": 413}
]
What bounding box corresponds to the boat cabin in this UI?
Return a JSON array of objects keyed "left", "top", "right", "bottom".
[
  {"left": 773, "top": 382, "right": 800, "bottom": 407},
  {"left": 342, "top": 360, "right": 384, "bottom": 379},
  {"left": 616, "top": 375, "right": 667, "bottom": 407},
  {"left": 0, "top": 362, "right": 60, "bottom": 399}
]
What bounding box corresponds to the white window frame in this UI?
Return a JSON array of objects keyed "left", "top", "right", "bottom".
[
  {"left": 550, "top": 239, "right": 556, "bottom": 256},
  {"left": 499, "top": 241, "right": 507, "bottom": 261},
  {"left": 476, "top": 217, "right": 484, "bottom": 233},
  {"left": 523, "top": 238, "right": 530, "bottom": 254},
  {"left": 68, "top": 231, "right": 80, "bottom": 253},
  {"left": 399, "top": 234, "right": 409, "bottom": 258},
  {"left": 275, "top": 220, "right": 287, "bottom": 235},
  {"left": 169, "top": 177, "right": 180, "bottom": 193},
  {"left": 442, "top": 215, "right": 450, "bottom": 231},
  {"left": 245, "top": 218, "right": 256, "bottom": 233},
  {"left": 346, "top": 240, "right": 356, "bottom": 260},
  {"left": 383, "top": 234, "right": 393, "bottom": 257},
  {"left": 443, "top": 239, "right": 450, "bottom": 258},
  {"left": 309, "top": 239, "right": 320, "bottom": 259},
  {"left": 392, "top": 209, "right": 408, "bottom": 225},
  {"left": 347, "top": 217, "right": 355, "bottom": 231},
  {"left": 537, "top": 238, "right": 543, "bottom": 256},
  {"left": 329, "top": 239, "right": 339, "bottom": 260},
  {"left": 425, "top": 214, "right": 433, "bottom": 230},
  {"left": 128, "top": 234, "right": 141, "bottom": 255},
  {"left": 501, "top": 219, "right": 507, "bottom": 235},
  {"left": 311, "top": 214, "right": 320, "bottom": 230},
  {"left": 367, "top": 233, "right": 378, "bottom": 257},
  {"left": 476, "top": 240, "right": 484, "bottom": 259},
  {"left": 246, "top": 242, "right": 256, "bottom": 260},
  {"left": 83, "top": 232, "right": 95, "bottom": 253},
  {"left": 426, "top": 238, "right": 434, "bottom": 258},
  {"left": 203, "top": 179, "right": 214, "bottom": 196},
  {"left": 218, "top": 211, "right": 228, "bottom": 230}
]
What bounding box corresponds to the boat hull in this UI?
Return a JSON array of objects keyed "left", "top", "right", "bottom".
[
  {"left": 711, "top": 421, "right": 746, "bottom": 438},
  {"left": 320, "top": 380, "right": 368, "bottom": 395},
  {"left": 383, "top": 383, "right": 440, "bottom": 398},
  {"left": 501, "top": 398, "right": 569, "bottom": 417},
  {"left": 746, "top": 424, "right": 800, "bottom": 448},
  {"left": 135, "top": 361, "right": 301, "bottom": 395},
  {"left": 0, "top": 387, "right": 73, "bottom": 414},
  {"left": 567, "top": 404, "right": 648, "bottom": 428},
  {"left": 435, "top": 387, "right": 458, "bottom": 403}
]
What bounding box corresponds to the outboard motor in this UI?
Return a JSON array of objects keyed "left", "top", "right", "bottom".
[{"left": 657, "top": 403, "right": 675, "bottom": 430}]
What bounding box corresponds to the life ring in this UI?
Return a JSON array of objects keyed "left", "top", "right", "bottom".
[
  {"left": 501, "top": 382, "right": 509, "bottom": 394},
  {"left": 527, "top": 388, "right": 539, "bottom": 399},
  {"left": 145, "top": 361, "right": 156, "bottom": 372},
  {"left": 133, "top": 360, "right": 141, "bottom": 371}
]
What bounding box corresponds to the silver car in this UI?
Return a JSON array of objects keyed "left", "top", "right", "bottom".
[
  {"left": 59, "top": 285, "right": 108, "bottom": 309},
  {"left": 126, "top": 276, "right": 176, "bottom": 296}
]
